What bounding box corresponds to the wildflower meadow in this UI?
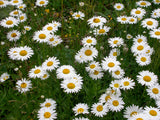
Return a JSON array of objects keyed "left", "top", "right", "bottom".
[{"left": 0, "top": 0, "right": 160, "bottom": 120}]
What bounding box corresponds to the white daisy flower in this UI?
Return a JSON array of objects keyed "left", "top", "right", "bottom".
[
  {"left": 0, "top": 17, "right": 19, "bottom": 28},
  {"left": 7, "top": 47, "right": 19, "bottom": 60},
  {"left": 43, "top": 23, "right": 58, "bottom": 33},
  {"left": 130, "top": 7, "right": 146, "bottom": 18},
  {"left": 153, "top": 0, "right": 160, "bottom": 4},
  {"left": 75, "top": 51, "right": 85, "bottom": 63},
  {"left": 133, "top": 35, "right": 147, "bottom": 44},
  {"left": 24, "top": 26, "right": 31, "bottom": 31},
  {"left": 91, "top": 103, "right": 108, "bottom": 117},
  {"left": 108, "top": 37, "right": 124, "bottom": 48},
  {"left": 47, "top": 35, "right": 63, "bottom": 46},
  {"left": 93, "top": 26, "right": 111, "bottom": 36},
  {"left": 105, "top": 87, "right": 122, "bottom": 97},
  {"left": 28, "top": 66, "right": 45, "bottom": 78},
  {"left": 126, "top": 34, "right": 133, "bottom": 39},
  {"left": 37, "top": 107, "right": 57, "bottom": 120},
  {"left": 151, "top": 9, "right": 160, "bottom": 18},
  {"left": 155, "top": 99, "right": 160, "bottom": 109},
  {"left": 40, "top": 71, "right": 50, "bottom": 80},
  {"left": 137, "top": 70, "right": 158, "bottom": 86},
  {"left": 18, "top": 13, "right": 27, "bottom": 22},
  {"left": 9, "top": 9, "right": 22, "bottom": 17},
  {"left": 85, "top": 61, "right": 100, "bottom": 72},
  {"left": 149, "top": 28, "right": 160, "bottom": 39},
  {"left": 111, "top": 66, "right": 125, "bottom": 79},
  {"left": 141, "top": 18, "right": 158, "bottom": 29},
  {"left": 114, "top": 3, "right": 124, "bottom": 11},
  {"left": 146, "top": 84, "right": 160, "bottom": 99},
  {"left": 144, "top": 46, "right": 154, "bottom": 56},
  {"left": 99, "top": 93, "right": 112, "bottom": 103},
  {"left": 128, "top": 16, "right": 138, "bottom": 24},
  {"left": 7, "top": 30, "right": 21, "bottom": 42},
  {"left": 128, "top": 113, "right": 148, "bottom": 120},
  {"left": 89, "top": 68, "right": 104, "bottom": 80},
  {"left": 17, "top": 4, "right": 26, "bottom": 10},
  {"left": 135, "top": 54, "right": 151, "bottom": 66},
  {"left": 33, "top": 30, "right": 51, "bottom": 43},
  {"left": 40, "top": 98, "right": 56, "bottom": 110},
  {"left": 117, "top": 16, "right": 128, "bottom": 24},
  {"left": 0, "top": 72, "right": 10, "bottom": 82},
  {"left": 10, "top": 0, "right": 23, "bottom": 6},
  {"left": 51, "top": 21, "right": 61, "bottom": 29},
  {"left": 123, "top": 104, "right": 143, "bottom": 119},
  {"left": 131, "top": 42, "right": 149, "bottom": 55},
  {"left": 136, "top": 1, "right": 151, "bottom": 7},
  {"left": 120, "top": 77, "right": 135, "bottom": 90},
  {"left": 110, "top": 80, "right": 122, "bottom": 91},
  {"left": 72, "top": 103, "right": 89, "bottom": 116},
  {"left": 109, "top": 48, "right": 120, "bottom": 58},
  {"left": 16, "top": 78, "right": 32, "bottom": 93},
  {"left": 81, "top": 36, "right": 97, "bottom": 46},
  {"left": 35, "top": 0, "right": 49, "bottom": 7},
  {"left": 42, "top": 56, "right": 60, "bottom": 71},
  {"left": 72, "top": 11, "right": 85, "bottom": 20},
  {"left": 0, "top": 0, "right": 8, "bottom": 8}
]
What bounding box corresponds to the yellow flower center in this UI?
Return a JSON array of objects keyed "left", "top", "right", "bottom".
[
  {"left": 84, "top": 50, "right": 92, "bottom": 56},
  {"left": 130, "top": 18, "right": 135, "bottom": 22},
  {"left": 39, "top": 34, "right": 46, "bottom": 39},
  {"left": 99, "top": 29, "right": 105, "bottom": 33},
  {"left": 67, "top": 83, "right": 75, "bottom": 89},
  {"left": 45, "top": 103, "right": 51, "bottom": 107},
  {"left": 135, "top": 10, "right": 141, "bottom": 14},
  {"left": 13, "top": 11, "right": 18, "bottom": 15},
  {"left": 114, "top": 83, "right": 119, "bottom": 88},
  {"left": 19, "top": 6, "right": 23, "bottom": 9},
  {"left": 130, "top": 111, "right": 138, "bottom": 116},
  {"left": 136, "top": 118, "right": 143, "bottom": 120},
  {"left": 155, "top": 31, "right": 160, "bottom": 35},
  {"left": 113, "top": 52, "right": 117, "bottom": 56},
  {"left": 112, "top": 100, "right": 119, "bottom": 106},
  {"left": 20, "top": 16, "right": 24, "bottom": 20},
  {"left": 19, "top": 50, "right": 27, "bottom": 56},
  {"left": 146, "top": 50, "right": 150, "bottom": 54},
  {"left": 21, "top": 83, "right": 27, "bottom": 88},
  {"left": 105, "top": 95, "right": 111, "bottom": 102},
  {"left": 47, "top": 61, "right": 53, "bottom": 66},
  {"left": 90, "top": 64, "right": 96, "bottom": 69},
  {"left": 86, "top": 39, "right": 92, "bottom": 43},
  {"left": 43, "top": 74, "right": 47, "bottom": 78},
  {"left": 141, "top": 57, "right": 147, "bottom": 62},
  {"left": 108, "top": 62, "right": 115, "bottom": 67},
  {"left": 47, "top": 26, "right": 53, "bottom": 30},
  {"left": 6, "top": 20, "right": 13, "bottom": 25},
  {"left": 76, "top": 14, "right": 80, "bottom": 17},
  {"left": 13, "top": 0, "right": 19, "bottom": 3},
  {"left": 93, "top": 18, "right": 100, "bottom": 23},
  {"left": 34, "top": 69, "right": 41, "bottom": 74},
  {"left": 113, "top": 40, "right": 118, "bottom": 44},
  {"left": 143, "top": 76, "right": 151, "bottom": 82},
  {"left": 49, "top": 38, "right": 54, "bottom": 41},
  {"left": 77, "top": 108, "right": 84, "bottom": 113},
  {"left": 39, "top": 1, "right": 45, "bottom": 4},
  {"left": 115, "top": 70, "right": 120, "bottom": 75},
  {"left": 152, "top": 88, "right": 159, "bottom": 94},
  {"left": 156, "top": 0, "right": 160, "bottom": 3},
  {"left": 149, "top": 110, "right": 157, "bottom": 116},
  {"left": 140, "top": 2, "right": 146, "bottom": 5},
  {"left": 137, "top": 39, "right": 143, "bottom": 43},
  {"left": 96, "top": 105, "right": 103, "bottom": 112},
  {"left": 11, "top": 33, "right": 17, "bottom": 37},
  {"left": 63, "top": 69, "right": 70, "bottom": 74},
  {"left": 121, "top": 18, "right": 127, "bottom": 21},
  {"left": 137, "top": 45, "right": 144, "bottom": 50},
  {"left": 0, "top": 1, "right": 4, "bottom": 5},
  {"left": 117, "top": 5, "right": 121, "bottom": 9},
  {"left": 93, "top": 70, "right": 99, "bottom": 75},
  {"left": 123, "top": 81, "right": 130, "bottom": 86},
  {"left": 44, "top": 112, "right": 51, "bottom": 118},
  {"left": 147, "top": 21, "right": 153, "bottom": 25}
]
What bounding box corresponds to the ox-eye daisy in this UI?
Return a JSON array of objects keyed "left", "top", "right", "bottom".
[
  {"left": 117, "top": 16, "right": 128, "bottom": 24},
  {"left": 141, "top": 18, "right": 158, "bottom": 29},
  {"left": 135, "top": 54, "right": 151, "bottom": 66},
  {"left": 130, "top": 7, "right": 146, "bottom": 18},
  {"left": 146, "top": 84, "right": 160, "bottom": 99},
  {"left": 89, "top": 68, "right": 104, "bottom": 80},
  {"left": 33, "top": 30, "right": 51, "bottom": 43},
  {"left": 7, "top": 30, "right": 21, "bottom": 42},
  {"left": 136, "top": 1, "right": 151, "bottom": 7},
  {"left": 0, "top": 17, "right": 19, "bottom": 28},
  {"left": 72, "top": 11, "right": 85, "bottom": 20},
  {"left": 35, "top": 0, "right": 49, "bottom": 7},
  {"left": 72, "top": 103, "right": 89, "bottom": 116},
  {"left": 110, "top": 80, "right": 122, "bottom": 91},
  {"left": 149, "top": 28, "right": 160, "bottom": 39},
  {"left": 81, "top": 36, "right": 97, "bottom": 46},
  {"left": 108, "top": 37, "right": 124, "bottom": 48},
  {"left": 114, "top": 3, "right": 124, "bottom": 11},
  {"left": 121, "top": 77, "right": 135, "bottom": 90},
  {"left": 0, "top": 0, "right": 8, "bottom": 8},
  {"left": 93, "top": 26, "right": 110, "bottom": 36},
  {"left": 29, "top": 66, "right": 45, "bottom": 78},
  {"left": 0, "top": 73, "right": 10, "bottom": 82},
  {"left": 40, "top": 98, "right": 56, "bottom": 110},
  {"left": 40, "top": 71, "right": 50, "bottom": 80},
  {"left": 111, "top": 66, "right": 125, "bottom": 79}
]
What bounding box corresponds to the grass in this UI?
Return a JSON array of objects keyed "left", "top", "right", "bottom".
[{"left": 0, "top": 0, "right": 160, "bottom": 120}]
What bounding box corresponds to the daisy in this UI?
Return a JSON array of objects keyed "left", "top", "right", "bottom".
[
  {"left": 85, "top": 61, "right": 100, "bottom": 72},
  {"left": 42, "top": 56, "right": 60, "bottom": 71},
  {"left": 56, "top": 65, "right": 76, "bottom": 79},
  {"left": 89, "top": 68, "right": 104, "bottom": 80},
  {"left": 8, "top": 47, "right": 19, "bottom": 60},
  {"left": 105, "top": 87, "right": 122, "bottom": 97},
  {"left": 123, "top": 104, "right": 143, "bottom": 119},
  {"left": 9, "top": 9, "right": 22, "bottom": 17},
  {"left": 87, "top": 16, "right": 107, "bottom": 28},
  {"left": 79, "top": 46, "right": 98, "bottom": 61},
  {"left": 47, "top": 35, "right": 63, "bottom": 46},
  {"left": 60, "top": 79, "right": 82, "bottom": 93},
  {"left": 114, "top": 3, "right": 124, "bottom": 11},
  {"left": 0, "top": 72, "right": 10, "bottom": 82},
  {"left": 109, "top": 48, "right": 120, "bottom": 58},
  {"left": 18, "top": 13, "right": 27, "bottom": 22},
  {"left": 155, "top": 99, "right": 160, "bottom": 109},
  {"left": 37, "top": 107, "right": 57, "bottom": 120},
  {"left": 10, "top": 0, "right": 23, "bottom": 6},
  {"left": 128, "top": 17, "right": 138, "bottom": 24},
  {"left": 153, "top": 0, "right": 160, "bottom": 4},
  {"left": 33, "top": 30, "right": 51, "bottom": 43},
  {"left": 101, "top": 56, "right": 121, "bottom": 72},
  {"left": 126, "top": 34, "right": 133, "bottom": 39},
  {"left": 111, "top": 67, "right": 125, "bottom": 79},
  {"left": 99, "top": 93, "right": 112, "bottom": 103},
  {"left": 149, "top": 28, "right": 160, "bottom": 39},
  {"left": 108, "top": 96, "right": 124, "bottom": 112},
  {"left": 15, "top": 46, "right": 34, "bottom": 61},
  {"left": 16, "top": 78, "right": 32, "bottom": 93},
  {"left": 131, "top": 7, "right": 146, "bottom": 18},
  {"left": 0, "top": 17, "right": 19, "bottom": 28},
  {"left": 110, "top": 80, "right": 122, "bottom": 91},
  {"left": 75, "top": 51, "right": 85, "bottom": 63},
  {"left": 40, "top": 71, "right": 50, "bottom": 80},
  {"left": 143, "top": 106, "right": 160, "bottom": 120},
  {"left": 128, "top": 113, "right": 148, "bottom": 120},
  {"left": 137, "top": 70, "right": 158, "bottom": 86},
  {"left": 73, "top": 117, "right": 89, "bottom": 120},
  {"left": 24, "top": 26, "right": 31, "bottom": 31},
  {"left": 136, "top": 1, "right": 151, "bottom": 7},
  {"left": 51, "top": 21, "right": 61, "bottom": 29},
  {"left": 145, "top": 46, "right": 154, "bottom": 56},
  {"left": 151, "top": 9, "right": 160, "bottom": 18},
  {"left": 35, "top": 0, "right": 49, "bottom": 7},
  {"left": 0, "top": 0, "right": 8, "bottom": 8},
  {"left": 120, "top": 77, "right": 135, "bottom": 90},
  {"left": 146, "top": 84, "right": 160, "bottom": 99},
  {"left": 117, "top": 16, "right": 128, "bottom": 24},
  {"left": 81, "top": 36, "right": 97, "bottom": 46},
  {"left": 135, "top": 54, "right": 151, "bottom": 66},
  {"left": 72, "top": 11, "right": 85, "bottom": 20},
  {"left": 131, "top": 42, "right": 149, "bottom": 55},
  {"left": 28, "top": 66, "right": 45, "bottom": 78},
  {"left": 50, "top": 38, "right": 63, "bottom": 47},
  {"left": 17, "top": 4, "right": 26, "bottom": 10},
  {"left": 91, "top": 103, "right": 108, "bottom": 117},
  {"left": 108, "top": 37, "right": 124, "bottom": 48},
  {"left": 40, "top": 98, "right": 56, "bottom": 110},
  {"left": 43, "top": 23, "right": 58, "bottom": 33},
  {"left": 141, "top": 18, "right": 158, "bottom": 29},
  {"left": 72, "top": 103, "right": 89, "bottom": 116},
  {"left": 133, "top": 35, "right": 147, "bottom": 44},
  {"left": 93, "top": 26, "right": 110, "bottom": 36},
  {"left": 7, "top": 30, "right": 21, "bottom": 42}
]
